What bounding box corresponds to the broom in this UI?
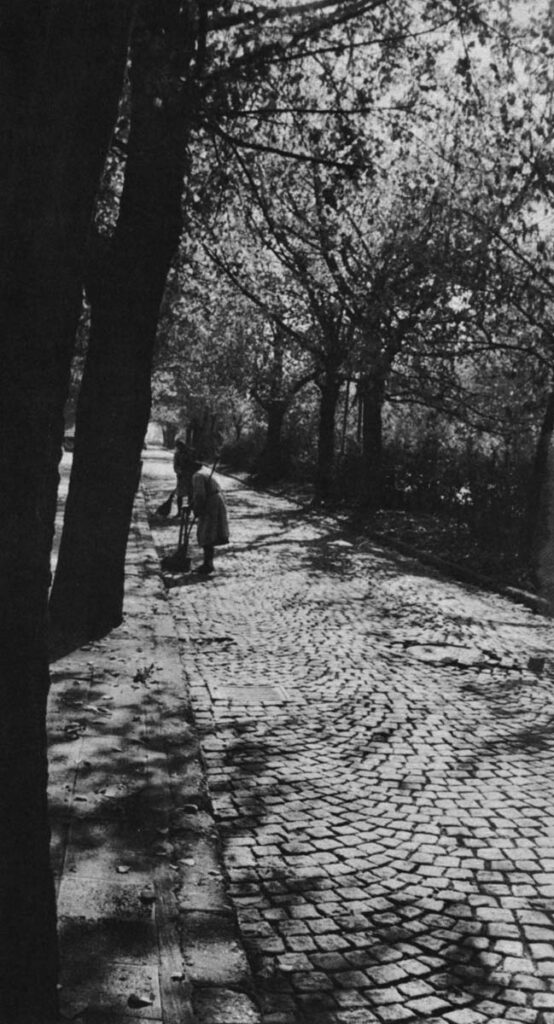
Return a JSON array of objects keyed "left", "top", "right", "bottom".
[
  {"left": 155, "top": 490, "right": 175, "bottom": 517},
  {"left": 161, "top": 506, "right": 196, "bottom": 572}
]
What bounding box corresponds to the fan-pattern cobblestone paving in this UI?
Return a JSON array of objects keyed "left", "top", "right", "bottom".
[{"left": 144, "top": 452, "right": 554, "bottom": 1024}]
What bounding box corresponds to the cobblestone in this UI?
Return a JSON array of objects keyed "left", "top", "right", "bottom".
[{"left": 144, "top": 453, "right": 554, "bottom": 1023}]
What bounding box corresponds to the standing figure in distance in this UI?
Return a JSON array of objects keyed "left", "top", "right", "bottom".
[{"left": 177, "top": 446, "right": 229, "bottom": 575}]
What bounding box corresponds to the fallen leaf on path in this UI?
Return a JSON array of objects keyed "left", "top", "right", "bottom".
[{"left": 117, "top": 865, "right": 131, "bottom": 874}]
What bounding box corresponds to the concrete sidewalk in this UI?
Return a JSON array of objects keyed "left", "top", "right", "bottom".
[{"left": 49, "top": 461, "right": 259, "bottom": 1023}]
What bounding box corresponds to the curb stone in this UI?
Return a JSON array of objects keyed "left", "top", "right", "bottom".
[{"left": 135, "top": 488, "right": 262, "bottom": 1024}]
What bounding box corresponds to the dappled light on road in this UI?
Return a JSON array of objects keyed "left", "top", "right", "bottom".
[{"left": 141, "top": 450, "right": 554, "bottom": 1024}]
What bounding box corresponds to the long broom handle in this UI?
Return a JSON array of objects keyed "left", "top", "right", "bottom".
[
  {"left": 208, "top": 454, "right": 219, "bottom": 482},
  {"left": 178, "top": 507, "right": 191, "bottom": 546}
]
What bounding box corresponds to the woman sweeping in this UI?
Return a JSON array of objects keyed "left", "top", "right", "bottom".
[{"left": 179, "top": 447, "right": 229, "bottom": 575}]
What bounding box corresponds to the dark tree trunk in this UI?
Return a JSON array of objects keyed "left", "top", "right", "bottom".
[
  {"left": 233, "top": 416, "right": 244, "bottom": 443},
  {"left": 340, "top": 379, "right": 351, "bottom": 457},
  {"left": 358, "top": 373, "right": 385, "bottom": 508},
  {"left": 266, "top": 401, "right": 287, "bottom": 475},
  {"left": 523, "top": 388, "right": 554, "bottom": 585},
  {"left": 315, "top": 371, "right": 341, "bottom": 503},
  {"left": 0, "top": 2, "right": 133, "bottom": 1019},
  {"left": 259, "top": 401, "right": 287, "bottom": 480},
  {"left": 189, "top": 409, "right": 219, "bottom": 461},
  {"left": 50, "top": 2, "right": 191, "bottom": 647},
  {"left": 162, "top": 423, "right": 179, "bottom": 449}
]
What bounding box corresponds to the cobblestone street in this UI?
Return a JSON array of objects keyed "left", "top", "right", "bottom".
[{"left": 144, "top": 451, "right": 554, "bottom": 1024}]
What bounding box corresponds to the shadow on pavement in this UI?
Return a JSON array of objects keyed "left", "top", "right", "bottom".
[
  {"left": 47, "top": 562, "right": 246, "bottom": 1020},
  {"left": 141, "top": 460, "right": 554, "bottom": 1023}
]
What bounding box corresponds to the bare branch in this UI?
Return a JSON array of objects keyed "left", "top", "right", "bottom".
[
  {"left": 204, "top": 119, "right": 358, "bottom": 172},
  {"left": 209, "top": 0, "right": 359, "bottom": 32}
]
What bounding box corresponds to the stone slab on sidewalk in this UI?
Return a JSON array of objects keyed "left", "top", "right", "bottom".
[{"left": 49, "top": 474, "right": 260, "bottom": 1024}]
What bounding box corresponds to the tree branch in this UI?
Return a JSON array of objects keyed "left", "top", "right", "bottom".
[{"left": 205, "top": 119, "right": 358, "bottom": 172}]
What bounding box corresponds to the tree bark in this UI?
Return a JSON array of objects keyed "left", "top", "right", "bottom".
[
  {"left": 340, "top": 379, "right": 351, "bottom": 457},
  {"left": 315, "top": 370, "right": 341, "bottom": 502},
  {"left": 523, "top": 388, "right": 554, "bottom": 586},
  {"left": 50, "top": 2, "right": 192, "bottom": 647},
  {"left": 266, "top": 401, "right": 287, "bottom": 474},
  {"left": 0, "top": 2, "right": 133, "bottom": 1018},
  {"left": 258, "top": 400, "right": 287, "bottom": 480},
  {"left": 162, "top": 423, "right": 179, "bottom": 449},
  {"left": 358, "top": 373, "right": 385, "bottom": 508}
]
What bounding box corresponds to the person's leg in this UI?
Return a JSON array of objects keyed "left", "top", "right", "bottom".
[{"left": 199, "top": 544, "right": 214, "bottom": 574}]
